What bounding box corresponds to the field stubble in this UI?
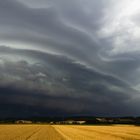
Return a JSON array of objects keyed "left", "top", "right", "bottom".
[{"left": 0, "top": 125, "right": 139, "bottom": 140}]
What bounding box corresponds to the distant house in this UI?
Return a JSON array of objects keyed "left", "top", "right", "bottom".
[
  {"left": 15, "top": 120, "right": 32, "bottom": 124},
  {"left": 76, "top": 121, "right": 86, "bottom": 124},
  {"left": 49, "top": 122, "right": 54, "bottom": 124},
  {"left": 117, "top": 118, "right": 134, "bottom": 124},
  {"left": 96, "top": 118, "right": 107, "bottom": 123},
  {"left": 65, "top": 120, "right": 75, "bottom": 124},
  {"left": 58, "top": 120, "right": 86, "bottom": 125}
]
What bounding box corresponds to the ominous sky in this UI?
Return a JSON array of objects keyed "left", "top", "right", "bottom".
[{"left": 0, "top": 0, "right": 140, "bottom": 117}]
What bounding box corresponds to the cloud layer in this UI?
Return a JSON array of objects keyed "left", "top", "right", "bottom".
[{"left": 0, "top": 0, "right": 140, "bottom": 117}]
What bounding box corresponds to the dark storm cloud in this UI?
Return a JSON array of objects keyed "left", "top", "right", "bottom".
[
  {"left": 0, "top": 46, "right": 139, "bottom": 117},
  {"left": 0, "top": 0, "right": 140, "bottom": 116}
]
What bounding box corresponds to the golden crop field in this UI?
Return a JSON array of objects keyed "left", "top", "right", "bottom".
[{"left": 0, "top": 125, "right": 140, "bottom": 140}]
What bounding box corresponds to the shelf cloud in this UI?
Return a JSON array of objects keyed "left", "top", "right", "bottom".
[{"left": 0, "top": 0, "right": 140, "bottom": 117}]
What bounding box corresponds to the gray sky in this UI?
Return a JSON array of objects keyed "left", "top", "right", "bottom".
[{"left": 0, "top": 0, "right": 140, "bottom": 117}]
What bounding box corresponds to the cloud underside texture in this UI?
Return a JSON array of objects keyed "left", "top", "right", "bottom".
[{"left": 0, "top": 0, "right": 140, "bottom": 117}]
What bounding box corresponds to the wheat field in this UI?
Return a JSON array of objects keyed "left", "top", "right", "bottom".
[{"left": 0, "top": 125, "right": 140, "bottom": 140}]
